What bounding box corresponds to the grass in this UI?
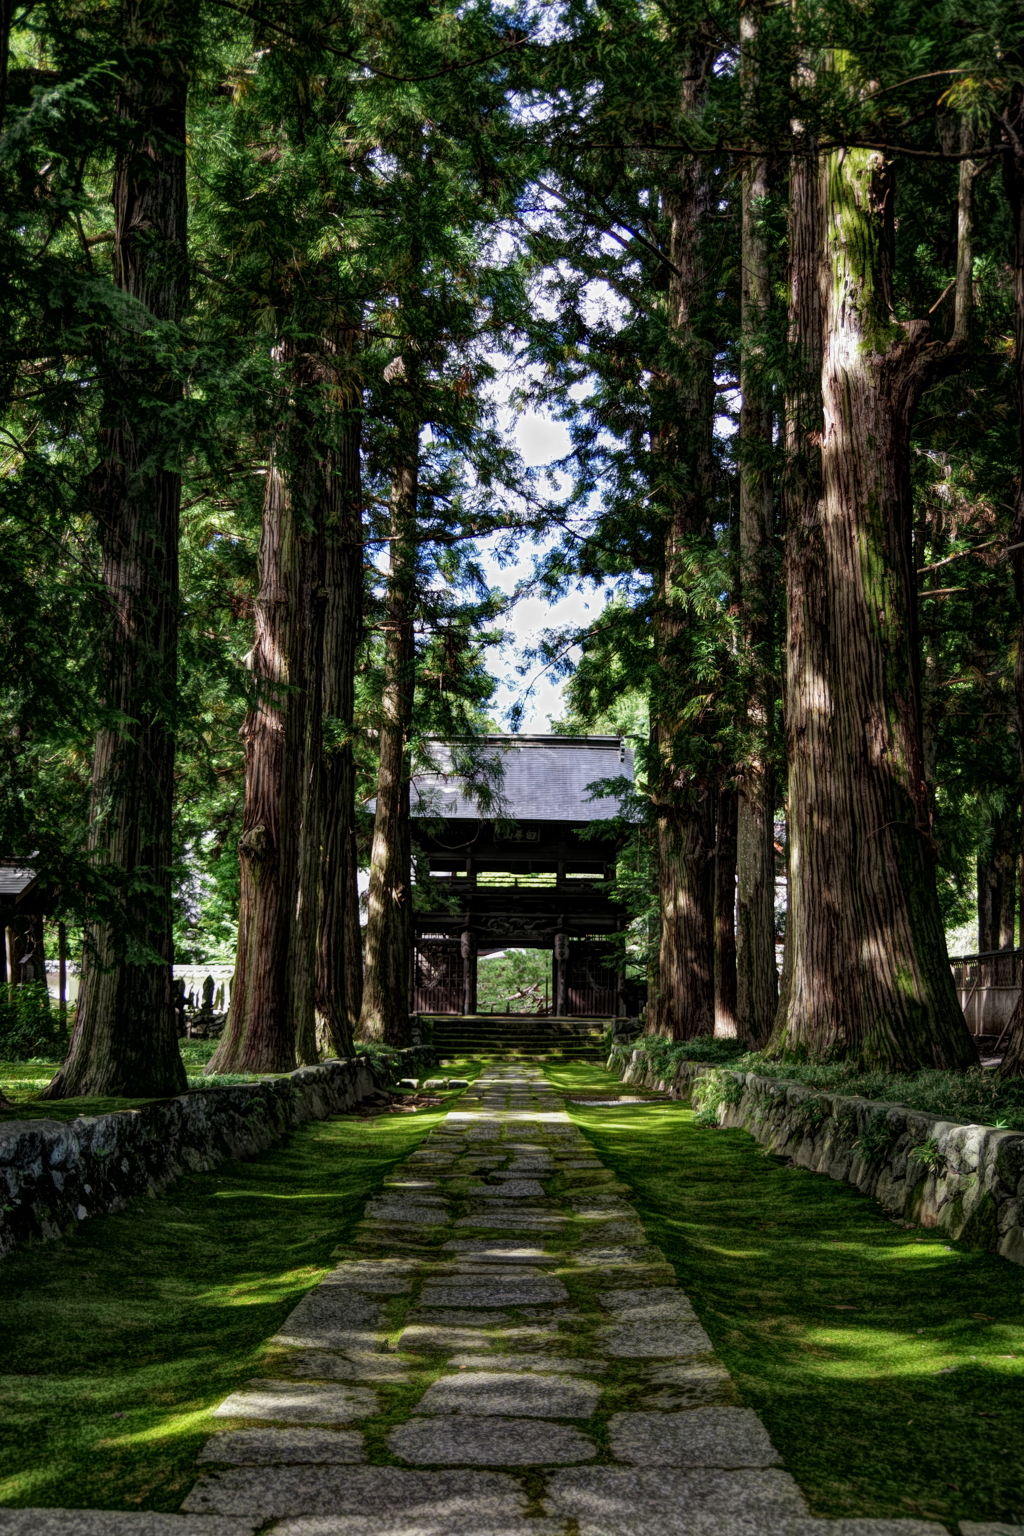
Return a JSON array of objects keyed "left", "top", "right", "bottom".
[
  {"left": 543, "top": 1056, "right": 1024, "bottom": 1531},
  {"left": 0, "top": 1039, "right": 410, "bottom": 1122},
  {"left": 0, "top": 1059, "right": 482, "bottom": 1511},
  {"left": 615, "top": 1033, "right": 1024, "bottom": 1133}
]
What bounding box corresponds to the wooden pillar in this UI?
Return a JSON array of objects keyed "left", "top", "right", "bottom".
[
  {"left": 461, "top": 930, "right": 477, "bottom": 1016},
  {"left": 0, "top": 928, "right": 6, "bottom": 986},
  {"left": 554, "top": 931, "right": 568, "bottom": 1016}
]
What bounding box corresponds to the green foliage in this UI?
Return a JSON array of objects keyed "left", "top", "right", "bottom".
[
  {"left": 608, "top": 1032, "right": 750, "bottom": 1080},
  {"left": 690, "top": 1066, "right": 746, "bottom": 1126},
  {"left": 476, "top": 949, "right": 552, "bottom": 1012},
  {"left": 737, "top": 1055, "right": 1024, "bottom": 1135},
  {"left": 0, "top": 985, "right": 69, "bottom": 1063}
]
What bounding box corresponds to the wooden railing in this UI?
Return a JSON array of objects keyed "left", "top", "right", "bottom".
[{"left": 948, "top": 950, "right": 1021, "bottom": 1038}]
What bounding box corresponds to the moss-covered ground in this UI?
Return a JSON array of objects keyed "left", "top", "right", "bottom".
[
  {"left": 0, "top": 1059, "right": 482, "bottom": 1512},
  {"left": 544, "top": 1056, "right": 1024, "bottom": 1532}
]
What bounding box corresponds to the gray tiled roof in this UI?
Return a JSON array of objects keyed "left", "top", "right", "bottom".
[
  {"left": 0, "top": 864, "right": 36, "bottom": 900},
  {"left": 410, "top": 736, "right": 635, "bottom": 824}
]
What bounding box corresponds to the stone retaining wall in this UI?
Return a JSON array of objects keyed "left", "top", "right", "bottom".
[
  {"left": 0, "top": 1046, "right": 438, "bottom": 1261},
  {"left": 612, "top": 1048, "right": 1024, "bottom": 1268}
]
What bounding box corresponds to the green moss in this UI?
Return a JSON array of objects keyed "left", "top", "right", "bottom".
[
  {"left": 0, "top": 1101, "right": 450, "bottom": 1510},
  {"left": 543, "top": 1057, "right": 1024, "bottom": 1530}
]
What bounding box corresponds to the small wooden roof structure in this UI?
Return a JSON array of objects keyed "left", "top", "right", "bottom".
[{"left": 0, "top": 860, "right": 54, "bottom": 922}]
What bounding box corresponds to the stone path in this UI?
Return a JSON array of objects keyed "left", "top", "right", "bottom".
[{"left": 0, "top": 1065, "right": 1014, "bottom": 1536}]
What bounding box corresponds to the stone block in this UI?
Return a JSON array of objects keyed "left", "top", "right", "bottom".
[
  {"left": 282, "top": 1353, "right": 410, "bottom": 1383},
  {"left": 211, "top": 1380, "right": 377, "bottom": 1423},
  {"left": 959, "top": 1526, "right": 1024, "bottom": 1535},
  {"left": 419, "top": 1279, "right": 568, "bottom": 1308},
  {"left": 197, "top": 1428, "right": 364, "bottom": 1463},
  {"left": 0, "top": 1519, "right": 256, "bottom": 1536},
  {"left": 387, "top": 1414, "right": 596, "bottom": 1465},
  {"left": 608, "top": 1407, "right": 781, "bottom": 1467},
  {"left": 183, "top": 1467, "right": 526, "bottom": 1521},
  {"left": 397, "top": 1325, "right": 496, "bottom": 1352},
  {"left": 272, "top": 1290, "right": 384, "bottom": 1352},
  {"left": 415, "top": 1370, "right": 601, "bottom": 1418},
  {"left": 267, "top": 1521, "right": 562, "bottom": 1536},
  {"left": 599, "top": 1320, "right": 713, "bottom": 1358},
  {"left": 447, "top": 1353, "right": 606, "bottom": 1374},
  {"left": 543, "top": 1465, "right": 808, "bottom": 1533}
]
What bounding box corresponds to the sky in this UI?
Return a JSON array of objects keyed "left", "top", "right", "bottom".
[{"left": 476, "top": 404, "right": 605, "bottom": 734}]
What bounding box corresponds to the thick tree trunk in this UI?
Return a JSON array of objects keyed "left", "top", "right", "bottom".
[
  {"left": 736, "top": 9, "right": 779, "bottom": 1044},
  {"left": 998, "top": 88, "right": 1024, "bottom": 1076},
  {"left": 359, "top": 447, "right": 417, "bottom": 1046},
  {"left": 210, "top": 446, "right": 303, "bottom": 1074},
  {"left": 776, "top": 134, "right": 975, "bottom": 1069},
  {"left": 714, "top": 783, "right": 738, "bottom": 1038},
  {"left": 648, "top": 51, "right": 718, "bottom": 1041},
  {"left": 316, "top": 404, "right": 363, "bottom": 1058},
  {"left": 44, "top": 0, "right": 191, "bottom": 1099}
]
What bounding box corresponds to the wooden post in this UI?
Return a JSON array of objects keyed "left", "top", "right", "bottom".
[
  {"left": 461, "top": 930, "right": 477, "bottom": 1016},
  {"left": 554, "top": 931, "right": 568, "bottom": 1016}
]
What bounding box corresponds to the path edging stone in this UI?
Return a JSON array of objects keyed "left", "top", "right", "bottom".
[
  {"left": 611, "top": 1048, "right": 1024, "bottom": 1267},
  {"left": 0, "top": 1045, "right": 437, "bottom": 1261}
]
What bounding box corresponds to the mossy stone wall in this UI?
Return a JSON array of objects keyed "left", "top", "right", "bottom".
[{"left": 614, "top": 1048, "right": 1024, "bottom": 1267}]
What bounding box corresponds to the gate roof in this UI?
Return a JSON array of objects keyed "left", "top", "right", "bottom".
[{"left": 410, "top": 735, "right": 634, "bottom": 825}]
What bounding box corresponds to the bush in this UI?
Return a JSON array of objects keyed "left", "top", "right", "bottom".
[
  {"left": 608, "top": 1032, "right": 750, "bottom": 1080},
  {"left": 0, "top": 983, "right": 69, "bottom": 1061}
]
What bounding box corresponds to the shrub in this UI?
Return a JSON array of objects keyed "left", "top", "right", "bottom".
[
  {"left": 691, "top": 1067, "right": 746, "bottom": 1126},
  {"left": 0, "top": 983, "right": 68, "bottom": 1061}
]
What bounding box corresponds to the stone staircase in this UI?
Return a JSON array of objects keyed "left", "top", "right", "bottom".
[{"left": 423, "top": 1014, "right": 610, "bottom": 1060}]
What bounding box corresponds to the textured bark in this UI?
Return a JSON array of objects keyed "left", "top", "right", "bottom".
[
  {"left": 775, "top": 126, "right": 976, "bottom": 1069},
  {"left": 316, "top": 403, "right": 363, "bottom": 1059},
  {"left": 359, "top": 441, "right": 417, "bottom": 1046},
  {"left": 647, "top": 46, "right": 718, "bottom": 1041},
  {"left": 736, "top": 0, "right": 779, "bottom": 1043},
  {"left": 210, "top": 446, "right": 302, "bottom": 1075},
  {"left": 998, "top": 89, "right": 1024, "bottom": 1076},
  {"left": 714, "top": 784, "right": 738, "bottom": 1038},
  {"left": 44, "top": 0, "right": 191, "bottom": 1099}
]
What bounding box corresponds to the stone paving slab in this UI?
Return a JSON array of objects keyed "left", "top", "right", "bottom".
[
  {"left": 598, "top": 1318, "right": 715, "bottom": 1357},
  {"left": 608, "top": 1407, "right": 782, "bottom": 1467},
  {"left": 418, "top": 1278, "right": 568, "bottom": 1307},
  {"left": 447, "top": 1352, "right": 606, "bottom": 1374},
  {"left": 543, "top": 1465, "right": 809, "bottom": 1530},
  {"left": 211, "top": 1381, "right": 377, "bottom": 1422},
  {"left": 415, "top": 1369, "right": 601, "bottom": 1417},
  {"left": 387, "top": 1414, "right": 596, "bottom": 1465},
  {"left": 268, "top": 1521, "right": 568, "bottom": 1536},
  {"left": 197, "top": 1428, "right": 364, "bottom": 1464},
  {"left": 183, "top": 1468, "right": 527, "bottom": 1520},
  {"left": 959, "top": 1527, "right": 1024, "bottom": 1535},
  {"left": 281, "top": 1352, "right": 411, "bottom": 1383},
  {"left": 0, "top": 1517, "right": 256, "bottom": 1536}
]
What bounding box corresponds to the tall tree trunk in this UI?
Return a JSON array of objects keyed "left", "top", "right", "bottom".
[
  {"left": 209, "top": 435, "right": 303, "bottom": 1075},
  {"left": 44, "top": 0, "right": 191, "bottom": 1099},
  {"left": 316, "top": 395, "right": 363, "bottom": 1058},
  {"left": 648, "top": 47, "right": 718, "bottom": 1041},
  {"left": 997, "top": 86, "right": 1024, "bottom": 1075},
  {"left": 736, "top": 0, "right": 779, "bottom": 1044},
  {"left": 775, "top": 123, "right": 976, "bottom": 1068},
  {"left": 714, "top": 782, "right": 738, "bottom": 1037},
  {"left": 359, "top": 436, "right": 417, "bottom": 1046}
]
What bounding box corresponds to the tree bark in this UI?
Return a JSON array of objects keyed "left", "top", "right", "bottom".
[
  {"left": 316, "top": 397, "right": 363, "bottom": 1058},
  {"left": 714, "top": 783, "right": 738, "bottom": 1037},
  {"left": 736, "top": 0, "right": 779, "bottom": 1045},
  {"left": 209, "top": 435, "right": 303, "bottom": 1075},
  {"left": 647, "top": 45, "right": 718, "bottom": 1041},
  {"left": 997, "top": 86, "right": 1024, "bottom": 1075},
  {"left": 44, "top": 0, "right": 191, "bottom": 1099},
  {"left": 358, "top": 431, "right": 417, "bottom": 1046},
  {"left": 775, "top": 124, "right": 976, "bottom": 1069}
]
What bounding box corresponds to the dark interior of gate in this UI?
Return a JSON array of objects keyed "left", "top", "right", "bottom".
[{"left": 410, "top": 735, "right": 636, "bottom": 1019}]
